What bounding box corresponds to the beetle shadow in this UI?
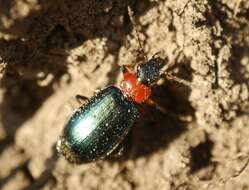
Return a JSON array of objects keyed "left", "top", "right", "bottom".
[
  {"left": 107, "top": 54, "right": 195, "bottom": 161},
  {"left": 108, "top": 77, "right": 195, "bottom": 161},
  {"left": 0, "top": 0, "right": 155, "bottom": 154}
]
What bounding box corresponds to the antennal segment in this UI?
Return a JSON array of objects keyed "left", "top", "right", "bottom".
[{"left": 128, "top": 6, "right": 148, "bottom": 63}]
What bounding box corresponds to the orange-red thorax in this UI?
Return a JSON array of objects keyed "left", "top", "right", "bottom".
[{"left": 120, "top": 71, "right": 151, "bottom": 104}]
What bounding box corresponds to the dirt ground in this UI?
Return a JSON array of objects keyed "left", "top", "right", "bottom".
[{"left": 0, "top": 0, "right": 249, "bottom": 189}]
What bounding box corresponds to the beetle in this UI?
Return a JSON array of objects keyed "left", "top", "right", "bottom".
[
  {"left": 57, "top": 56, "right": 165, "bottom": 163},
  {"left": 56, "top": 7, "right": 190, "bottom": 164}
]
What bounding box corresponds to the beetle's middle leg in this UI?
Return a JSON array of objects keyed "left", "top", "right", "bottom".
[
  {"left": 145, "top": 98, "right": 192, "bottom": 122},
  {"left": 75, "top": 95, "right": 89, "bottom": 105}
]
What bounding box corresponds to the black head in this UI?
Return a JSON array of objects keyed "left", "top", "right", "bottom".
[{"left": 136, "top": 57, "right": 164, "bottom": 85}]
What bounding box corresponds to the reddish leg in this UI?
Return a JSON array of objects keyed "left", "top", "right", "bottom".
[
  {"left": 164, "top": 73, "right": 193, "bottom": 87},
  {"left": 145, "top": 98, "right": 192, "bottom": 122}
]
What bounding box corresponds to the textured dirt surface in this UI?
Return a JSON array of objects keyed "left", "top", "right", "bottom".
[{"left": 0, "top": 0, "right": 249, "bottom": 190}]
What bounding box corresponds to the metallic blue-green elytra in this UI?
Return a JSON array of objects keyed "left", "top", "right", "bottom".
[{"left": 57, "top": 86, "right": 139, "bottom": 163}]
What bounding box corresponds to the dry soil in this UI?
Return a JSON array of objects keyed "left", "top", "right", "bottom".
[{"left": 0, "top": 0, "right": 249, "bottom": 190}]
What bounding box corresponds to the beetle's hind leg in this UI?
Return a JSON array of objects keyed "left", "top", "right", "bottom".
[
  {"left": 75, "top": 94, "right": 89, "bottom": 105},
  {"left": 107, "top": 143, "right": 124, "bottom": 159}
]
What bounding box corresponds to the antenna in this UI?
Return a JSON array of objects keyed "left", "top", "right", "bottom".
[{"left": 128, "top": 6, "right": 148, "bottom": 62}]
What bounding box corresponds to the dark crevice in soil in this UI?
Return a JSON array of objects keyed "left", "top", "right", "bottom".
[
  {"left": 108, "top": 82, "right": 194, "bottom": 161},
  {"left": 0, "top": 160, "right": 30, "bottom": 188},
  {"left": 20, "top": 145, "right": 58, "bottom": 190},
  {"left": 190, "top": 135, "right": 214, "bottom": 173}
]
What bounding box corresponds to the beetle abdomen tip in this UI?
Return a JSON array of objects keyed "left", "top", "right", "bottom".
[{"left": 57, "top": 137, "right": 83, "bottom": 164}]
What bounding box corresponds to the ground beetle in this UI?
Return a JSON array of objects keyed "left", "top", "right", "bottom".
[{"left": 57, "top": 7, "right": 190, "bottom": 164}]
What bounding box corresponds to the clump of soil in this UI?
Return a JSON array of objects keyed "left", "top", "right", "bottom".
[{"left": 0, "top": 0, "right": 249, "bottom": 189}]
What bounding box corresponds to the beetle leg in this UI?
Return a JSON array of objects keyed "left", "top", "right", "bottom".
[
  {"left": 128, "top": 121, "right": 142, "bottom": 159},
  {"left": 164, "top": 73, "right": 193, "bottom": 88},
  {"left": 108, "top": 143, "right": 124, "bottom": 158},
  {"left": 0, "top": 62, "right": 7, "bottom": 73},
  {"left": 145, "top": 98, "right": 192, "bottom": 122},
  {"left": 151, "top": 51, "right": 162, "bottom": 59},
  {"left": 145, "top": 98, "right": 169, "bottom": 115},
  {"left": 75, "top": 94, "right": 89, "bottom": 105},
  {"left": 93, "top": 89, "right": 101, "bottom": 95},
  {"left": 121, "top": 65, "right": 132, "bottom": 74}
]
